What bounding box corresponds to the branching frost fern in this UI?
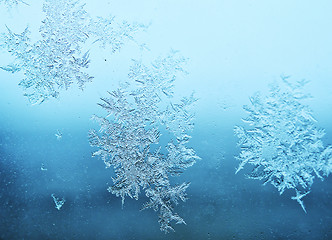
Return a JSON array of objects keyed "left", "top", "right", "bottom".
[
  {"left": 234, "top": 77, "right": 332, "bottom": 212},
  {"left": 88, "top": 51, "right": 199, "bottom": 232},
  {"left": 0, "top": 0, "right": 144, "bottom": 104}
]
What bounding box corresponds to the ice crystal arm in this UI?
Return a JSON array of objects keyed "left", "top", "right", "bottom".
[
  {"left": 0, "top": 64, "right": 21, "bottom": 73},
  {"left": 89, "top": 16, "right": 147, "bottom": 51},
  {"left": 142, "top": 183, "right": 189, "bottom": 232},
  {"left": 167, "top": 137, "right": 199, "bottom": 175},
  {"left": 1, "top": 26, "right": 31, "bottom": 62},
  {"left": 89, "top": 52, "right": 199, "bottom": 232},
  {"left": 320, "top": 146, "right": 332, "bottom": 176},
  {"left": 234, "top": 78, "right": 332, "bottom": 211},
  {"left": 0, "top": 0, "right": 28, "bottom": 8},
  {"left": 291, "top": 190, "right": 310, "bottom": 213},
  {"left": 162, "top": 93, "right": 198, "bottom": 138}
]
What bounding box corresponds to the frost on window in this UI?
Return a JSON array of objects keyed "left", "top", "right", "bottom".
[
  {"left": 0, "top": 0, "right": 144, "bottom": 105},
  {"left": 234, "top": 77, "right": 332, "bottom": 212},
  {"left": 88, "top": 51, "right": 200, "bottom": 233}
]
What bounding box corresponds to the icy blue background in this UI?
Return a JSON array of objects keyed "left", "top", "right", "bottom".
[{"left": 0, "top": 0, "right": 331, "bottom": 239}]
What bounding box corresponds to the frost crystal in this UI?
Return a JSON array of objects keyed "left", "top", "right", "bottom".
[
  {"left": 0, "top": 0, "right": 28, "bottom": 8},
  {"left": 234, "top": 77, "right": 332, "bottom": 212},
  {"left": 55, "top": 129, "right": 62, "bottom": 140},
  {"left": 89, "top": 16, "right": 146, "bottom": 52},
  {"left": 88, "top": 52, "right": 199, "bottom": 233},
  {"left": 51, "top": 194, "right": 65, "bottom": 210},
  {"left": 0, "top": 0, "right": 144, "bottom": 104}
]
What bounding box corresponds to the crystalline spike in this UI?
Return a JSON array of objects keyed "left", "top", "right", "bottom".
[{"left": 291, "top": 190, "right": 310, "bottom": 213}]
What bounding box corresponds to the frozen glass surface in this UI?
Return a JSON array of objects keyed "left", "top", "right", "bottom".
[{"left": 0, "top": 1, "right": 331, "bottom": 239}]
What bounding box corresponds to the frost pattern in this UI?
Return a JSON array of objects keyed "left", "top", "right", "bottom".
[
  {"left": 88, "top": 52, "right": 199, "bottom": 233},
  {"left": 234, "top": 77, "right": 332, "bottom": 212},
  {"left": 0, "top": 0, "right": 144, "bottom": 104}
]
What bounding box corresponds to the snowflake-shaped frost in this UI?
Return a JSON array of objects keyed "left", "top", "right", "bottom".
[
  {"left": 89, "top": 51, "right": 199, "bottom": 232},
  {"left": 234, "top": 77, "right": 332, "bottom": 212},
  {"left": 0, "top": 0, "right": 144, "bottom": 104}
]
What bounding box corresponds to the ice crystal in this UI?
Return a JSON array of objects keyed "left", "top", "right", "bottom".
[
  {"left": 40, "top": 163, "right": 47, "bottom": 171},
  {"left": 88, "top": 52, "right": 199, "bottom": 232},
  {"left": 55, "top": 130, "right": 62, "bottom": 140},
  {"left": 89, "top": 16, "right": 146, "bottom": 52},
  {"left": 51, "top": 193, "right": 65, "bottom": 210},
  {"left": 234, "top": 77, "right": 332, "bottom": 212},
  {"left": 0, "top": 0, "right": 144, "bottom": 104},
  {"left": 0, "top": 0, "right": 28, "bottom": 8}
]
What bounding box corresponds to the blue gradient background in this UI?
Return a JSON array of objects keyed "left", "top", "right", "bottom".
[{"left": 0, "top": 1, "right": 331, "bottom": 239}]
